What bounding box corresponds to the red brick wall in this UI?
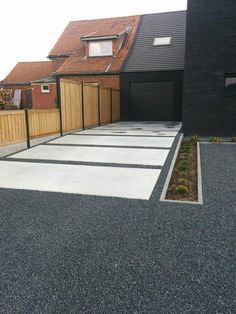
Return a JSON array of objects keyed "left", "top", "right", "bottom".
[
  {"left": 32, "top": 83, "right": 57, "bottom": 109},
  {"left": 65, "top": 75, "right": 120, "bottom": 89}
]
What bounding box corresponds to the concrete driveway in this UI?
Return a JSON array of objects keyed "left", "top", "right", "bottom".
[{"left": 0, "top": 121, "right": 181, "bottom": 200}]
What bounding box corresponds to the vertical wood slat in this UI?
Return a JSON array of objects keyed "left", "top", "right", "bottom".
[
  {"left": 100, "top": 87, "right": 111, "bottom": 125},
  {"left": 27, "top": 109, "right": 60, "bottom": 138},
  {"left": 112, "top": 89, "right": 120, "bottom": 122},
  {"left": 60, "top": 79, "right": 82, "bottom": 132},
  {"left": 83, "top": 83, "right": 99, "bottom": 128},
  {"left": 0, "top": 110, "right": 26, "bottom": 145}
]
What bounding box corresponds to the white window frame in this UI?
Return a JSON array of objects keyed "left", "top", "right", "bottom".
[
  {"left": 88, "top": 40, "right": 113, "bottom": 57},
  {"left": 153, "top": 36, "right": 172, "bottom": 46},
  {"left": 41, "top": 84, "right": 50, "bottom": 93}
]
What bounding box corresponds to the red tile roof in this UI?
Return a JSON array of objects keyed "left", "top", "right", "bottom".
[
  {"left": 2, "top": 61, "right": 53, "bottom": 84},
  {"left": 49, "top": 15, "right": 140, "bottom": 75},
  {"left": 81, "top": 26, "right": 130, "bottom": 40}
]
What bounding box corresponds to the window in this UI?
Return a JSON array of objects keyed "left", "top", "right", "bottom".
[
  {"left": 224, "top": 75, "right": 236, "bottom": 95},
  {"left": 41, "top": 84, "right": 50, "bottom": 93},
  {"left": 153, "top": 36, "right": 172, "bottom": 46},
  {"left": 89, "top": 40, "right": 113, "bottom": 57}
]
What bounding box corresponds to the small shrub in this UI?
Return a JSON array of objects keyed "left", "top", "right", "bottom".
[
  {"left": 231, "top": 137, "right": 236, "bottom": 142},
  {"left": 179, "top": 164, "right": 188, "bottom": 172},
  {"left": 191, "top": 135, "right": 199, "bottom": 143},
  {"left": 180, "top": 155, "right": 188, "bottom": 161},
  {"left": 176, "top": 185, "right": 189, "bottom": 194},
  {"left": 178, "top": 178, "right": 188, "bottom": 185},
  {"left": 179, "top": 171, "right": 187, "bottom": 178},
  {"left": 209, "top": 137, "right": 221, "bottom": 143},
  {"left": 179, "top": 160, "right": 188, "bottom": 167}
]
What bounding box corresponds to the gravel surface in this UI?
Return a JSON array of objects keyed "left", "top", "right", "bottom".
[{"left": 0, "top": 142, "right": 235, "bottom": 313}]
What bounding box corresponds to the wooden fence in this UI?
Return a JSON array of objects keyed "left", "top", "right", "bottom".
[
  {"left": 28, "top": 109, "right": 60, "bottom": 138},
  {"left": 0, "top": 81, "right": 120, "bottom": 147},
  {"left": 0, "top": 110, "right": 26, "bottom": 145}
]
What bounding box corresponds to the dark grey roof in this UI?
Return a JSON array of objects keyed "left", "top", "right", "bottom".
[{"left": 122, "top": 11, "right": 187, "bottom": 72}]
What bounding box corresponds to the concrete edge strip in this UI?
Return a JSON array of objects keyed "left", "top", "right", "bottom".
[
  {"left": 197, "top": 142, "right": 203, "bottom": 204},
  {"left": 200, "top": 142, "right": 236, "bottom": 145},
  {"left": 159, "top": 135, "right": 204, "bottom": 205},
  {"left": 3, "top": 158, "right": 163, "bottom": 170},
  {"left": 43, "top": 143, "right": 171, "bottom": 150},
  {"left": 159, "top": 133, "right": 183, "bottom": 202}
]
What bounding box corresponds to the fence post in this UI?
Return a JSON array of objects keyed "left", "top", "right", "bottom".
[
  {"left": 110, "top": 88, "right": 113, "bottom": 124},
  {"left": 98, "top": 85, "right": 101, "bottom": 126},
  {"left": 25, "top": 109, "right": 30, "bottom": 148},
  {"left": 81, "top": 82, "right": 85, "bottom": 130},
  {"left": 56, "top": 76, "right": 63, "bottom": 136}
]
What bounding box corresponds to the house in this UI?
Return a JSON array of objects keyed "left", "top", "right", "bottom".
[
  {"left": 51, "top": 15, "right": 140, "bottom": 90},
  {"left": 1, "top": 61, "right": 57, "bottom": 109},
  {"left": 182, "top": 0, "right": 236, "bottom": 136},
  {"left": 120, "top": 11, "right": 186, "bottom": 121}
]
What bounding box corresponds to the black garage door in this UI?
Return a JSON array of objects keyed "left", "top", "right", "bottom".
[{"left": 130, "top": 81, "right": 174, "bottom": 121}]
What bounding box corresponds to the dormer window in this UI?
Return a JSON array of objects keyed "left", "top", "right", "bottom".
[{"left": 88, "top": 40, "right": 113, "bottom": 57}]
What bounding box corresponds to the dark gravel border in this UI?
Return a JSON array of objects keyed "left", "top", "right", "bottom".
[{"left": 0, "top": 138, "right": 234, "bottom": 313}]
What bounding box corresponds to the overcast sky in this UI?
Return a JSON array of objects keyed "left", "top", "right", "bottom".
[{"left": 0, "top": 0, "right": 187, "bottom": 80}]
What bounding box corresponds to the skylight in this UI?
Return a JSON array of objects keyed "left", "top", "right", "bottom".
[{"left": 153, "top": 36, "right": 172, "bottom": 46}]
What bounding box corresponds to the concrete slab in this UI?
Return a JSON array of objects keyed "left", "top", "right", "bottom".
[
  {"left": 75, "top": 129, "right": 178, "bottom": 137},
  {"left": 0, "top": 161, "right": 160, "bottom": 200},
  {"left": 50, "top": 135, "right": 174, "bottom": 148},
  {"left": 99, "top": 122, "right": 182, "bottom": 131},
  {"left": 10, "top": 145, "right": 169, "bottom": 166}
]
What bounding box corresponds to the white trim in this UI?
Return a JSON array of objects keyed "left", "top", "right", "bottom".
[{"left": 160, "top": 135, "right": 204, "bottom": 205}]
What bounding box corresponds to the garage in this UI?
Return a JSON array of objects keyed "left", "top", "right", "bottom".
[
  {"left": 120, "top": 11, "right": 186, "bottom": 122},
  {"left": 130, "top": 81, "right": 174, "bottom": 121}
]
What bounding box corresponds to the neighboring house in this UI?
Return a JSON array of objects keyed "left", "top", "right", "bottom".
[
  {"left": 1, "top": 61, "right": 57, "bottom": 109},
  {"left": 121, "top": 11, "right": 186, "bottom": 121},
  {"left": 182, "top": 0, "right": 236, "bottom": 136},
  {"left": 51, "top": 16, "right": 140, "bottom": 90}
]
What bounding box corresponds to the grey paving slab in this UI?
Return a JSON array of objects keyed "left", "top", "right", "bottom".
[
  {"left": 75, "top": 129, "right": 178, "bottom": 137},
  {"left": 50, "top": 134, "right": 175, "bottom": 148},
  {"left": 0, "top": 161, "right": 160, "bottom": 199},
  {"left": 9, "top": 145, "right": 169, "bottom": 166}
]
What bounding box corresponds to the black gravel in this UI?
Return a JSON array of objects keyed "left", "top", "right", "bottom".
[{"left": 0, "top": 142, "right": 235, "bottom": 313}]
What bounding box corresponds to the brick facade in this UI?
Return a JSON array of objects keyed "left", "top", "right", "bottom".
[
  {"left": 183, "top": 0, "right": 236, "bottom": 136},
  {"left": 64, "top": 75, "right": 120, "bottom": 90},
  {"left": 31, "top": 83, "right": 57, "bottom": 109}
]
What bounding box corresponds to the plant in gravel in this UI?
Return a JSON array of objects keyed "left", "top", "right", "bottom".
[
  {"left": 179, "top": 164, "right": 188, "bottom": 172},
  {"left": 209, "top": 137, "right": 222, "bottom": 143},
  {"left": 179, "top": 171, "right": 187, "bottom": 178},
  {"left": 180, "top": 155, "right": 188, "bottom": 161},
  {"left": 178, "top": 178, "right": 188, "bottom": 185},
  {"left": 231, "top": 137, "right": 236, "bottom": 142},
  {"left": 176, "top": 185, "right": 189, "bottom": 194},
  {"left": 191, "top": 135, "right": 199, "bottom": 143},
  {"left": 179, "top": 160, "right": 188, "bottom": 167}
]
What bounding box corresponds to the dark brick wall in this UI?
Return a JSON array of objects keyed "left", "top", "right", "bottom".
[{"left": 183, "top": 0, "right": 236, "bottom": 136}]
